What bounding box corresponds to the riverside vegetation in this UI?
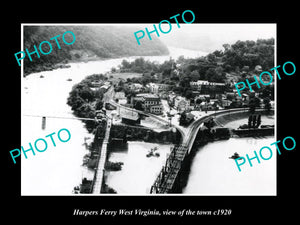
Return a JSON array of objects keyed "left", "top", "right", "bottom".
[{"left": 23, "top": 26, "right": 169, "bottom": 75}]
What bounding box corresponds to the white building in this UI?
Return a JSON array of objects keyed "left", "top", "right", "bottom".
[{"left": 174, "top": 96, "right": 190, "bottom": 113}]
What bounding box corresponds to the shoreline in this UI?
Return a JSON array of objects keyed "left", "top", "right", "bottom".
[{"left": 23, "top": 52, "right": 171, "bottom": 77}]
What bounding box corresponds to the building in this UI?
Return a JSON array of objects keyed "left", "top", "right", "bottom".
[
  {"left": 114, "top": 91, "right": 126, "bottom": 100},
  {"left": 136, "top": 93, "right": 161, "bottom": 108},
  {"left": 133, "top": 93, "right": 163, "bottom": 114},
  {"left": 99, "top": 84, "right": 110, "bottom": 92},
  {"left": 147, "top": 83, "right": 171, "bottom": 94},
  {"left": 147, "top": 83, "right": 159, "bottom": 94},
  {"left": 220, "top": 99, "right": 232, "bottom": 108},
  {"left": 190, "top": 80, "right": 226, "bottom": 96},
  {"left": 179, "top": 112, "right": 195, "bottom": 126},
  {"left": 120, "top": 107, "right": 141, "bottom": 125},
  {"left": 149, "top": 104, "right": 163, "bottom": 115},
  {"left": 129, "top": 83, "right": 144, "bottom": 92},
  {"left": 174, "top": 96, "right": 190, "bottom": 113},
  {"left": 167, "top": 92, "right": 177, "bottom": 107},
  {"left": 199, "top": 101, "right": 218, "bottom": 111},
  {"left": 90, "top": 80, "right": 102, "bottom": 88}
]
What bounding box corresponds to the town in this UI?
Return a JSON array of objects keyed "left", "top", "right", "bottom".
[
  {"left": 67, "top": 39, "right": 275, "bottom": 131},
  {"left": 88, "top": 68, "right": 274, "bottom": 129},
  {"left": 66, "top": 38, "right": 275, "bottom": 194}
]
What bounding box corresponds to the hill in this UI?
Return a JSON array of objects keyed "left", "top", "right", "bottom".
[{"left": 23, "top": 25, "right": 169, "bottom": 75}]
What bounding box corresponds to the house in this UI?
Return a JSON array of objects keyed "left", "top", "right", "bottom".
[
  {"left": 174, "top": 96, "right": 190, "bottom": 113},
  {"left": 199, "top": 101, "right": 218, "bottom": 111},
  {"left": 195, "top": 94, "right": 210, "bottom": 102},
  {"left": 242, "top": 93, "right": 249, "bottom": 102},
  {"left": 129, "top": 83, "right": 144, "bottom": 92},
  {"left": 114, "top": 91, "right": 126, "bottom": 100},
  {"left": 255, "top": 65, "right": 263, "bottom": 72},
  {"left": 90, "top": 80, "right": 102, "bottom": 88},
  {"left": 147, "top": 83, "right": 170, "bottom": 94},
  {"left": 190, "top": 80, "right": 226, "bottom": 96},
  {"left": 99, "top": 84, "right": 110, "bottom": 92},
  {"left": 220, "top": 99, "right": 232, "bottom": 108},
  {"left": 185, "top": 113, "right": 195, "bottom": 124},
  {"left": 168, "top": 92, "right": 177, "bottom": 107}
]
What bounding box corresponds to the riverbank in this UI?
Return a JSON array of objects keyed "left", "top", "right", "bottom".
[
  {"left": 177, "top": 110, "right": 275, "bottom": 193},
  {"left": 110, "top": 124, "right": 180, "bottom": 144},
  {"left": 182, "top": 136, "right": 276, "bottom": 195},
  {"left": 214, "top": 109, "right": 274, "bottom": 128}
]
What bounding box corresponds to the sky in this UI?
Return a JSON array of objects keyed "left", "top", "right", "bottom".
[{"left": 158, "top": 24, "right": 276, "bottom": 52}]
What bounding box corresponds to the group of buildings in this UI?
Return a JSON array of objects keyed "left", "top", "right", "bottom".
[
  {"left": 113, "top": 80, "right": 230, "bottom": 116},
  {"left": 112, "top": 78, "right": 272, "bottom": 120}
]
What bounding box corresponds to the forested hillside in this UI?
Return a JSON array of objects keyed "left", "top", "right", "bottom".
[
  {"left": 23, "top": 25, "right": 169, "bottom": 75},
  {"left": 114, "top": 38, "right": 275, "bottom": 99}
]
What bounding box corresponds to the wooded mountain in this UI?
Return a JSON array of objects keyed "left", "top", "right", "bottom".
[{"left": 23, "top": 25, "right": 169, "bottom": 75}]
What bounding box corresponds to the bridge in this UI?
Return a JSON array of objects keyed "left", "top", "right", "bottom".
[
  {"left": 91, "top": 118, "right": 111, "bottom": 193},
  {"left": 149, "top": 107, "right": 268, "bottom": 194},
  {"left": 108, "top": 97, "right": 266, "bottom": 194}
]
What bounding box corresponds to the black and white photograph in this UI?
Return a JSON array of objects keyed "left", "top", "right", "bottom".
[
  {"left": 21, "top": 24, "right": 276, "bottom": 195},
  {"left": 4, "top": 4, "right": 298, "bottom": 224}
]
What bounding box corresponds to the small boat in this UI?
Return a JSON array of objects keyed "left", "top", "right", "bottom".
[
  {"left": 146, "top": 147, "right": 160, "bottom": 157},
  {"left": 67, "top": 78, "right": 72, "bottom": 81},
  {"left": 229, "top": 152, "right": 242, "bottom": 160},
  {"left": 40, "top": 75, "right": 44, "bottom": 78}
]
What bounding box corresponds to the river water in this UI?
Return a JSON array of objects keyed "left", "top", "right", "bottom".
[
  {"left": 183, "top": 116, "right": 276, "bottom": 195},
  {"left": 105, "top": 142, "right": 172, "bottom": 194},
  {"left": 21, "top": 47, "right": 206, "bottom": 195}
]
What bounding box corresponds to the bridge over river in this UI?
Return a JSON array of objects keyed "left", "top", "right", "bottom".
[
  {"left": 149, "top": 108, "right": 269, "bottom": 194},
  {"left": 90, "top": 88, "right": 269, "bottom": 194}
]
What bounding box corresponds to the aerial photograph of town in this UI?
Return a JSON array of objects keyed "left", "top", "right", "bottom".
[{"left": 21, "top": 24, "right": 276, "bottom": 195}]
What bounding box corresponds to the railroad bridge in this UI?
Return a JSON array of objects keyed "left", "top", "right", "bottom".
[{"left": 150, "top": 108, "right": 269, "bottom": 194}]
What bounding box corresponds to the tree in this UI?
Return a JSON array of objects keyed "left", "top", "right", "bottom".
[
  {"left": 205, "top": 68, "right": 217, "bottom": 81},
  {"left": 207, "top": 53, "right": 216, "bottom": 63},
  {"left": 212, "top": 50, "right": 223, "bottom": 57},
  {"left": 95, "top": 99, "right": 103, "bottom": 110},
  {"left": 121, "top": 59, "right": 131, "bottom": 69},
  {"left": 190, "top": 70, "right": 200, "bottom": 81},
  {"left": 223, "top": 44, "right": 231, "bottom": 52},
  {"left": 195, "top": 98, "right": 202, "bottom": 105},
  {"left": 134, "top": 101, "right": 143, "bottom": 111},
  {"left": 184, "top": 89, "right": 194, "bottom": 99}
]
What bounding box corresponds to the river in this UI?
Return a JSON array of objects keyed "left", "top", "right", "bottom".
[
  {"left": 21, "top": 46, "right": 206, "bottom": 195},
  {"left": 105, "top": 142, "right": 173, "bottom": 194},
  {"left": 183, "top": 116, "right": 276, "bottom": 195}
]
